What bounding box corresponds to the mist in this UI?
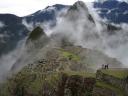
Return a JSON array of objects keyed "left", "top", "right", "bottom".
[
  {"left": 0, "top": 1, "right": 128, "bottom": 81},
  {"left": 49, "top": 2, "right": 128, "bottom": 67},
  {"left": 21, "top": 1, "right": 128, "bottom": 68},
  {"left": 0, "top": 21, "right": 5, "bottom": 28},
  {"left": 0, "top": 39, "right": 26, "bottom": 81}
]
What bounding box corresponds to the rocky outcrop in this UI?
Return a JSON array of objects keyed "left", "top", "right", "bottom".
[
  {"left": 28, "top": 27, "right": 44, "bottom": 41},
  {"left": 26, "top": 26, "right": 50, "bottom": 45}
]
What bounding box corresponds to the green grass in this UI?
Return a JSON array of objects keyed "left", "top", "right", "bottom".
[
  {"left": 101, "top": 69, "right": 128, "bottom": 79},
  {"left": 28, "top": 73, "right": 59, "bottom": 94},
  {"left": 44, "top": 73, "right": 60, "bottom": 87},
  {"left": 96, "top": 81, "right": 125, "bottom": 96},
  {"left": 62, "top": 71, "right": 96, "bottom": 78},
  {"left": 28, "top": 76, "right": 43, "bottom": 94},
  {"left": 60, "top": 49, "right": 80, "bottom": 61}
]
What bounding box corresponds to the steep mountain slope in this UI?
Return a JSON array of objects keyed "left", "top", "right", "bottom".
[
  {"left": 24, "top": 4, "right": 68, "bottom": 23},
  {"left": 0, "top": 1, "right": 125, "bottom": 93},
  {"left": 0, "top": 1, "right": 123, "bottom": 76},
  {"left": 10, "top": 25, "right": 121, "bottom": 74},
  {"left": 0, "top": 14, "right": 28, "bottom": 55},
  {"left": 94, "top": 0, "right": 128, "bottom": 23},
  {"left": 0, "top": 1, "right": 128, "bottom": 96},
  {"left": 0, "top": 4, "right": 68, "bottom": 56},
  {"left": 0, "top": 0, "right": 127, "bottom": 56},
  {"left": 0, "top": 1, "right": 127, "bottom": 79}
]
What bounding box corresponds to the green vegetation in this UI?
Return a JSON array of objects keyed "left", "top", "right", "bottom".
[
  {"left": 96, "top": 81, "right": 125, "bottom": 96},
  {"left": 44, "top": 73, "right": 60, "bottom": 87},
  {"left": 0, "top": 47, "right": 128, "bottom": 96},
  {"left": 0, "top": 72, "right": 60, "bottom": 96},
  {"left": 1, "top": 65, "right": 128, "bottom": 96},
  {"left": 28, "top": 27, "right": 44, "bottom": 41},
  {"left": 101, "top": 69, "right": 128, "bottom": 79},
  {"left": 60, "top": 49, "right": 80, "bottom": 61},
  {"left": 27, "top": 75, "right": 43, "bottom": 94},
  {"left": 63, "top": 71, "right": 96, "bottom": 78}
]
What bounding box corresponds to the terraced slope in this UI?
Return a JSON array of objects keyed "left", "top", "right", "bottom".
[
  {"left": 0, "top": 62, "right": 128, "bottom": 96},
  {"left": 96, "top": 68, "right": 128, "bottom": 96}
]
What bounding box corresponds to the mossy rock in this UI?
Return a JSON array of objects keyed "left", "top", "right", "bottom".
[
  {"left": 60, "top": 49, "right": 80, "bottom": 61},
  {"left": 27, "top": 27, "right": 45, "bottom": 41}
]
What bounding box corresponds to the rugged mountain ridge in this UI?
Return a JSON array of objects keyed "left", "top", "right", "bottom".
[
  {"left": 0, "top": 14, "right": 28, "bottom": 55},
  {"left": 0, "top": 1, "right": 123, "bottom": 77},
  {"left": 0, "top": 1, "right": 128, "bottom": 96},
  {"left": 0, "top": 1, "right": 127, "bottom": 55},
  {"left": 10, "top": 25, "right": 121, "bottom": 74},
  {"left": 0, "top": 4, "right": 67, "bottom": 56},
  {"left": 0, "top": 0, "right": 127, "bottom": 56},
  {"left": 94, "top": 0, "right": 128, "bottom": 23}
]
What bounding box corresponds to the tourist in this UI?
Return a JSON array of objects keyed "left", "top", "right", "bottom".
[
  {"left": 106, "top": 64, "right": 109, "bottom": 69},
  {"left": 102, "top": 64, "right": 105, "bottom": 69}
]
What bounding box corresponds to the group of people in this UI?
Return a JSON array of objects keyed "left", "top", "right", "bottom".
[{"left": 102, "top": 64, "right": 109, "bottom": 69}]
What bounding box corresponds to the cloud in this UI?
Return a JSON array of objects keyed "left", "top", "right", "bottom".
[
  {"left": 48, "top": 2, "right": 128, "bottom": 67},
  {"left": 22, "top": 19, "right": 34, "bottom": 31},
  {"left": 51, "top": 2, "right": 101, "bottom": 48},
  {"left": 22, "top": 7, "right": 68, "bottom": 36},
  {"left": 0, "top": 39, "right": 26, "bottom": 81},
  {"left": 0, "top": 21, "right": 5, "bottom": 28},
  {"left": 0, "top": 0, "right": 95, "bottom": 16},
  {"left": 1, "top": 1, "right": 128, "bottom": 81}
]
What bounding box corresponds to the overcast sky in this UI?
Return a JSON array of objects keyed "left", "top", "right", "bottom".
[{"left": 0, "top": 0, "right": 96, "bottom": 17}]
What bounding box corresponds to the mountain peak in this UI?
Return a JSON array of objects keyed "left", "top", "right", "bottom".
[
  {"left": 67, "top": 1, "right": 95, "bottom": 23},
  {"left": 70, "top": 1, "right": 88, "bottom": 10},
  {"left": 27, "top": 27, "right": 45, "bottom": 41},
  {"left": 74, "top": 1, "right": 85, "bottom": 6}
]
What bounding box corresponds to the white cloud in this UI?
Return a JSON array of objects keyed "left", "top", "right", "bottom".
[
  {"left": 22, "top": 19, "right": 34, "bottom": 31},
  {"left": 0, "top": 34, "right": 4, "bottom": 38},
  {"left": 0, "top": 0, "right": 95, "bottom": 16},
  {"left": 0, "top": 39, "right": 26, "bottom": 81},
  {"left": 0, "top": 21, "right": 5, "bottom": 28},
  {"left": 46, "top": 2, "right": 128, "bottom": 68}
]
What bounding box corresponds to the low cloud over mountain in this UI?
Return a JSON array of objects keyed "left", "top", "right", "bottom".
[{"left": 0, "top": 0, "right": 128, "bottom": 81}]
